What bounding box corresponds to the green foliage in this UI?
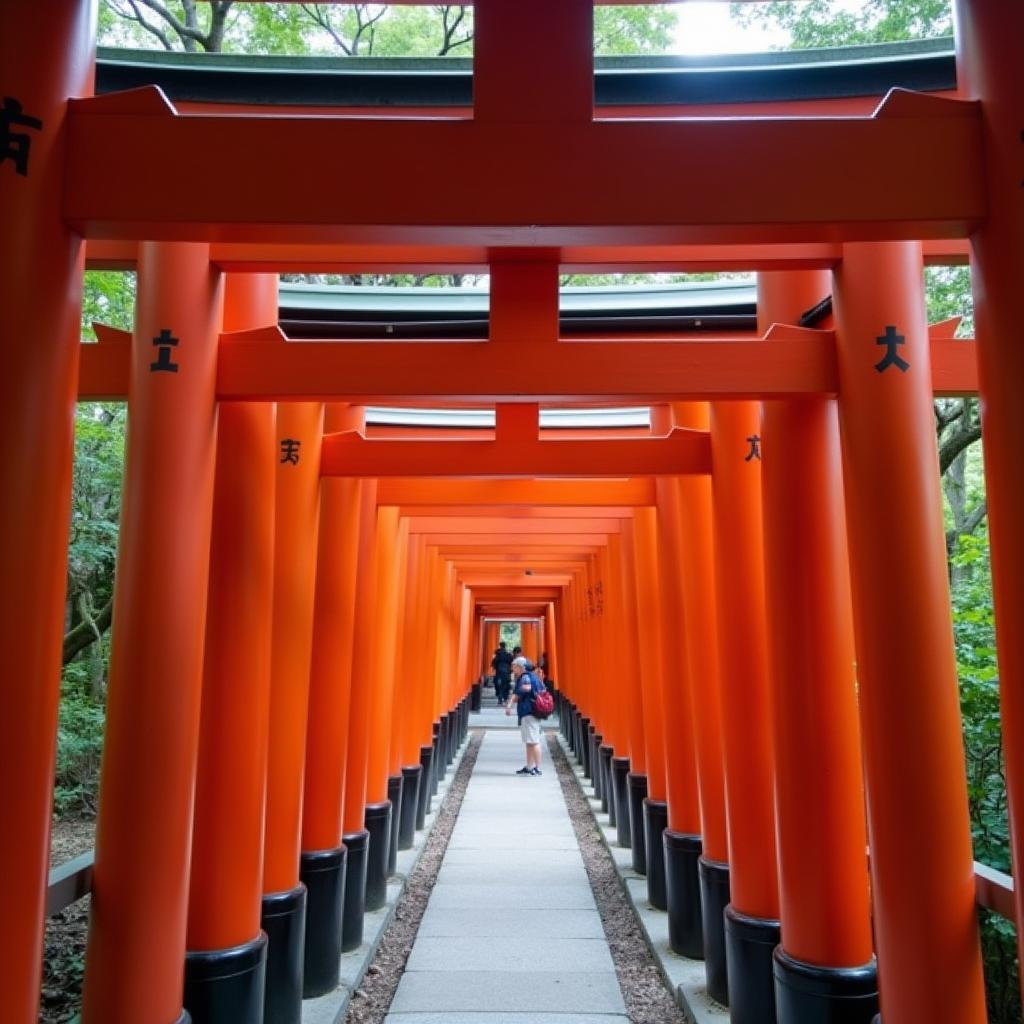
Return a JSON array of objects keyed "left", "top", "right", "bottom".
[
  {"left": 499, "top": 622, "right": 521, "bottom": 650},
  {"left": 926, "top": 265, "right": 974, "bottom": 335},
  {"left": 950, "top": 534, "right": 1022, "bottom": 1021},
  {"left": 729, "top": 0, "right": 953, "bottom": 49},
  {"left": 593, "top": 5, "right": 677, "bottom": 55},
  {"left": 54, "top": 668, "right": 106, "bottom": 817}
]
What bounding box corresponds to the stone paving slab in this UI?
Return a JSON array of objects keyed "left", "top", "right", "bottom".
[
  {"left": 447, "top": 833, "right": 582, "bottom": 851},
  {"left": 405, "top": 936, "right": 615, "bottom": 973},
  {"left": 426, "top": 881, "right": 597, "bottom": 910},
  {"left": 390, "top": 971, "right": 626, "bottom": 1014},
  {"left": 439, "top": 847, "right": 585, "bottom": 868},
  {"left": 387, "top": 1014, "right": 629, "bottom": 1024},
  {"left": 436, "top": 862, "right": 589, "bottom": 885},
  {"left": 417, "top": 906, "right": 606, "bottom": 939},
  {"left": 388, "top": 730, "right": 626, "bottom": 1022}
]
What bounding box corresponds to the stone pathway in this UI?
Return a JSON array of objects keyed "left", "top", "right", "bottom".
[{"left": 384, "top": 729, "right": 629, "bottom": 1023}]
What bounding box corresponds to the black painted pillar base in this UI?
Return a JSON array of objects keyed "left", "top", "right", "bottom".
[
  {"left": 611, "top": 757, "right": 632, "bottom": 847},
  {"left": 399, "top": 764, "right": 422, "bottom": 849},
  {"left": 260, "top": 884, "right": 307, "bottom": 1024},
  {"left": 341, "top": 830, "right": 369, "bottom": 953},
  {"left": 299, "top": 845, "right": 347, "bottom": 997},
  {"left": 567, "top": 703, "right": 577, "bottom": 752},
  {"left": 698, "top": 857, "right": 731, "bottom": 1006},
  {"left": 417, "top": 745, "right": 434, "bottom": 829},
  {"left": 725, "top": 906, "right": 780, "bottom": 1024},
  {"left": 642, "top": 799, "right": 668, "bottom": 910},
  {"left": 627, "top": 773, "right": 649, "bottom": 874},
  {"left": 386, "top": 775, "right": 403, "bottom": 877},
  {"left": 431, "top": 722, "right": 442, "bottom": 790},
  {"left": 184, "top": 933, "right": 267, "bottom": 1024},
  {"left": 438, "top": 715, "right": 450, "bottom": 776},
  {"left": 664, "top": 831, "right": 703, "bottom": 958},
  {"left": 461, "top": 697, "right": 469, "bottom": 741},
  {"left": 470, "top": 681, "right": 482, "bottom": 711},
  {"left": 587, "top": 726, "right": 599, "bottom": 782},
  {"left": 580, "top": 718, "right": 593, "bottom": 777},
  {"left": 592, "top": 734, "right": 604, "bottom": 801},
  {"left": 364, "top": 801, "right": 392, "bottom": 911},
  {"left": 599, "top": 745, "right": 615, "bottom": 817},
  {"left": 446, "top": 710, "right": 457, "bottom": 764},
  {"left": 774, "top": 948, "right": 879, "bottom": 1024}
]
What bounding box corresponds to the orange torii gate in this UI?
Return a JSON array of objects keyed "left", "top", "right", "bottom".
[{"left": 3, "top": 3, "right": 1023, "bottom": 1024}]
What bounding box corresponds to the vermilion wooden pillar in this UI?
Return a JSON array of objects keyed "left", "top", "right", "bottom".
[
  {"left": 364, "top": 506, "right": 402, "bottom": 910},
  {"left": 631, "top": 508, "right": 669, "bottom": 882},
  {"left": 672, "top": 403, "right": 730, "bottom": 978},
  {"left": 611, "top": 530, "right": 644, "bottom": 850},
  {"left": 0, "top": 6, "right": 95, "bottom": 1019},
  {"left": 710, "top": 400, "right": 780, "bottom": 1021},
  {"left": 261, "top": 400, "right": 324, "bottom": 1024},
  {"left": 81, "top": 243, "right": 222, "bottom": 1024},
  {"left": 299, "top": 407, "right": 364, "bottom": 989},
  {"left": 341, "top": 479, "right": 379, "bottom": 948},
  {"left": 954, "top": 0, "right": 1024, "bottom": 980},
  {"left": 833, "top": 241, "right": 986, "bottom": 1023},
  {"left": 654, "top": 478, "right": 701, "bottom": 917},
  {"left": 395, "top": 529, "right": 425, "bottom": 847},
  {"left": 184, "top": 275, "right": 277, "bottom": 1023},
  {"left": 759, "top": 271, "right": 877, "bottom": 1021}
]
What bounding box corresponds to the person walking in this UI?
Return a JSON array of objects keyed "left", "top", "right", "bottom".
[
  {"left": 506, "top": 656, "right": 546, "bottom": 776},
  {"left": 491, "top": 641, "right": 513, "bottom": 705}
]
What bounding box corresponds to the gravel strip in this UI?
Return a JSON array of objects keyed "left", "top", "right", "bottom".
[
  {"left": 345, "top": 730, "right": 483, "bottom": 1024},
  {"left": 548, "top": 734, "right": 690, "bottom": 1024}
]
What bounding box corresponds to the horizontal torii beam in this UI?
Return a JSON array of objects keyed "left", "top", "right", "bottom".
[
  {"left": 79, "top": 326, "right": 979, "bottom": 402},
  {"left": 65, "top": 89, "right": 982, "bottom": 246},
  {"left": 378, "top": 479, "right": 656, "bottom": 507},
  {"left": 322, "top": 428, "right": 710, "bottom": 477},
  {"left": 83, "top": 238, "right": 971, "bottom": 273}
]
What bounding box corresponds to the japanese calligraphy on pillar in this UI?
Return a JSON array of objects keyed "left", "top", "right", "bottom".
[
  {"left": 744, "top": 434, "right": 762, "bottom": 462},
  {"left": 280, "top": 439, "right": 301, "bottom": 465},
  {"left": 149, "top": 329, "right": 180, "bottom": 373},
  {"left": 0, "top": 97, "right": 43, "bottom": 177},
  {"left": 874, "top": 325, "right": 909, "bottom": 374}
]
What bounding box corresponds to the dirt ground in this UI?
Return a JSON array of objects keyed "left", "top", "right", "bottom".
[{"left": 41, "top": 818, "right": 96, "bottom": 1024}]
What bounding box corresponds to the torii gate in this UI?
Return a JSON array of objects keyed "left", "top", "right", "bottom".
[{"left": 2, "top": 4, "right": 1023, "bottom": 1024}]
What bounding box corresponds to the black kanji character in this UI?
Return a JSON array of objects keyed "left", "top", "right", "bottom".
[
  {"left": 874, "top": 325, "right": 910, "bottom": 374},
  {"left": 0, "top": 97, "right": 43, "bottom": 177},
  {"left": 280, "top": 438, "right": 301, "bottom": 465},
  {"left": 149, "top": 328, "right": 179, "bottom": 373}
]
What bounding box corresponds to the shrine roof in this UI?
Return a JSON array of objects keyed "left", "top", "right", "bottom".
[
  {"left": 96, "top": 37, "right": 955, "bottom": 108},
  {"left": 278, "top": 279, "right": 757, "bottom": 339}
]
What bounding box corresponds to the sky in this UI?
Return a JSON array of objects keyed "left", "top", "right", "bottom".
[{"left": 672, "top": 3, "right": 792, "bottom": 54}]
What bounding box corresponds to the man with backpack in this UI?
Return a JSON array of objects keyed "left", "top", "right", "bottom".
[{"left": 505, "top": 656, "right": 553, "bottom": 776}]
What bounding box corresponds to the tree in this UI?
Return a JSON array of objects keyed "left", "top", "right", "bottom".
[
  {"left": 100, "top": 1, "right": 678, "bottom": 58},
  {"left": 101, "top": 0, "right": 234, "bottom": 51},
  {"left": 730, "top": 0, "right": 952, "bottom": 49}
]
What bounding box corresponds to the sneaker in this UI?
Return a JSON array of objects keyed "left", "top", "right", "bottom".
[
  {"left": 515, "top": 766, "right": 532, "bottom": 775},
  {"left": 530, "top": 767, "right": 543, "bottom": 776}
]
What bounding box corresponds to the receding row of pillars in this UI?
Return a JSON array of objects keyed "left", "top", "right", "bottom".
[{"left": 551, "top": 249, "right": 1003, "bottom": 1023}]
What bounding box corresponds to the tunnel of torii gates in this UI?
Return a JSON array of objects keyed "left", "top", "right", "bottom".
[{"left": 3, "top": 2, "right": 1024, "bottom": 1024}]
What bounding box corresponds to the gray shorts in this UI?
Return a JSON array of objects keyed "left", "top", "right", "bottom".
[{"left": 520, "top": 715, "right": 542, "bottom": 745}]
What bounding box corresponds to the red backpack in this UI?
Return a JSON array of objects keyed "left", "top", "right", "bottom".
[{"left": 532, "top": 682, "right": 555, "bottom": 720}]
